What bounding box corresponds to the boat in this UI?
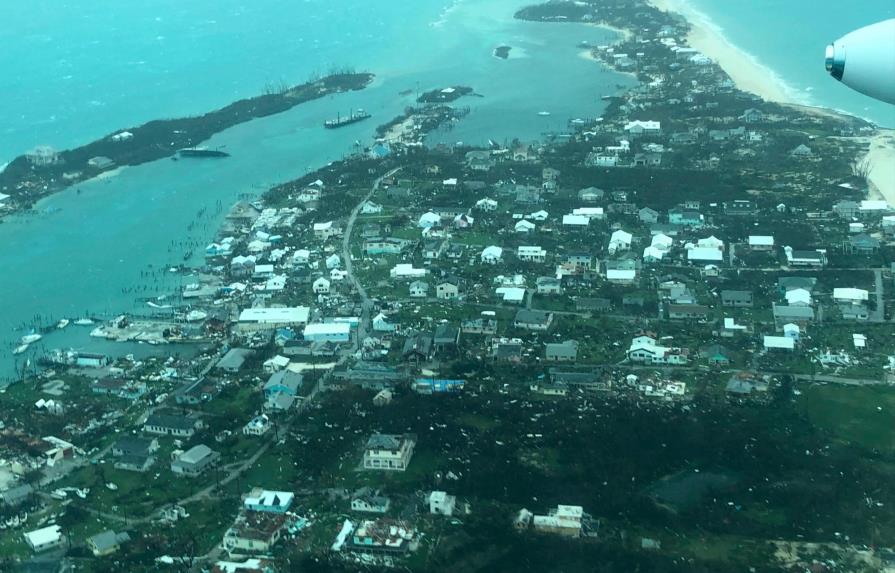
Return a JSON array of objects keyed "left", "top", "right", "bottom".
[
  {"left": 74, "top": 318, "right": 95, "bottom": 326},
  {"left": 13, "top": 344, "right": 29, "bottom": 355},
  {"left": 21, "top": 334, "right": 42, "bottom": 345},
  {"left": 537, "top": 111, "right": 551, "bottom": 116},
  {"left": 185, "top": 310, "right": 208, "bottom": 322},
  {"left": 324, "top": 109, "right": 372, "bottom": 129},
  {"left": 57, "top": 319, "right": 70, "bottom": 329},
  {"left": 178, "top": 147, "right": 230, "bottom": 158}
]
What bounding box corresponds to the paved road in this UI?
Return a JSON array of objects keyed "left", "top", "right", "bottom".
[{"left": 341, "top": 167, "right": 402, "bottom": 344}]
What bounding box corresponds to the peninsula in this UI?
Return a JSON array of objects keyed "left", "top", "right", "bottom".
[{"left": 0, "top": 72, "right": 374, "bottom": 214}]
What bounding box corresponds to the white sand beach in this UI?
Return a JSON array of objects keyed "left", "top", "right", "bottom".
[
  {"left": 864, "top": 130, "right": 895, "bottom": 206},
  {"left": 647, "top": 0, "right": 793, "bottom": 104}
]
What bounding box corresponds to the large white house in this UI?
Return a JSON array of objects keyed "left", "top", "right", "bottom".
[
  {"left": 362, "top": 433, "right": 416, "bottom": 472},
  {"left": 627, "top": 333, "right": 689, "bottom": 365},
  {"left": 517, "top": 246, "right": 547, "bottom": 263}
]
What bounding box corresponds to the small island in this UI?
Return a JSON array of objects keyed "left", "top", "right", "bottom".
[
  {"left": 0, "top": 72, "right": 374, "bottom": 212},
  {"left": 416, "top": 85, "right": 475, "bottom": 104},
  {"left": 494, "top": 45, "right": 512, "bottom": 59}
]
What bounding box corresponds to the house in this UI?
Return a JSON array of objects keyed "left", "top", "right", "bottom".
[
  {"left": 352, "top": 491, "right": 391, "bottom": 514},
  {"left": 608, "top": 230, "right": 633, "bottom": 254},
  {"left": 667, "top": 304, "right": 709, "bottom": 320},
  {"left": 785, "top": 288, "right": 812, "bottom": 306},
  {"left": 461, "top": 317, "right": 497, "bottom": 335},
  {"left": 372, "top": 312, "right": 397, "bottom": 333},
  {"left": 546, "top": 340, "right": 579, "bottom": 362},
  {"left": 739, "top": 108, "right": 764, "bottom": 122},
  {"left": 313, "top": 221, "right": 342, "bottom": 240},
  {"left": 515, "top": 219, "right": 537, "bottom": 233},
  {"left": 721, "top": 290, "right": 753, "bottom": 307},
  {"left": 517, "top": 246, "right": 547, "bottom": 263},
  {"left": 493, "top": 339, "right": 523, "bottom": 362},
  {"left": 423, "top": 239, "right": 447, "bottom": 259},
  {"left": 360, "top": 200, "right": 383, "bottom": 214},
  {"left": 564, "top": 253, "right": 594, "bottom": 270},
  {"left": 778, "top": 276, "right": 817, "bottom": 294},
  {"left": 606, "top": 269, "right": 637, "bottom": 285},
  {"left": 88, "top": 156, "right": 115, "bottom": 170},
  {"left": 348, "top": 519, "right": 417, "bottom": 555},
  {"left": 24, "top": 525, "right": 63, "bottom": 553},
  {"left": 748, "top": 235, "right": 775, "bottom": 251},
  {"left": 237, "top": 307, "right": 310, "bottom": 333},
  {"left": 773, "top": 303, "right": 814, "bottom": 331},
  {"left": 576, "top": 298, "right": 611, "bottom": 313},
  {"left": 480, "top": 245, "right": 503, "bottom": 264},
  {"left": 112, "top": 436, "right": 158, "bottom": 458},
  {"left": 726, "top": 372, "right": 768, "bottom": 395},
  {"left": 841, "top": 304, "right": 869, "bottom": 320},
  {"left": 244, "top": 489, "right": 294, "bottom": 514},
  {"left": 496, "top": 287, "right": 526, "bottom": 304},
  {"left": 578, "top": 187, "right": 605, "bottom": 202},
  {"left": 144, "top": 412, "right": 203, "bottom": 437},
  {"left": 76, "top": 352, "right": 108, "bottom": 368},
  {"left": 536, "top": 276, "right": 562, "bottom": 295},
  {"left": 624, "top": 120, "right": 661, "bottom": 136},
  {"left": 429, "top": 491, "right": 457, "bottom": 516},
  {"left": 433, "top": 324, "right": 460, "bottom": 355},
  {"left": 364, "top": 237, "right": 412, "bottom": 256},
  {"left": 243, "top": 414, "right": 271, "bottom": 437},
  {"left": 303, "top": 322, "right": 350, "bottom": 343},
  {"left": 409, "top": 280, "right": 429, "bottom": 298},
  {"left": 627, "top": 333, "right": 689, "bottom": 365},
  {"left": 562, "top": 214, "right": 590, "bottom": 227},
  {"left": 390, "top": 263, "right": 427, "bottom": 280},
  {"left": 572, "top": 207, "right": 605, "bottom": 220},
  {"left": 790, "top": 144, "right": 813, "bottom": 158},
  {"left": 639, "top": 207, "right": 659, "bottom": 224},
  {"left": 763, "top": 336, "right": 795, "bottom": 351},
  {"left": 668, "top": 208, "right": 704, "bottom": 228},
  {"left": 402, "top": 333, "right": 433, "bottom": 362},
  {"left": 436, "top": 278, "right": 461, "bottom": 300},
  {"left": 702, "top": 344, "right": 732, "bottom": 366},
  {"left": 475, "top": 198, "right": 498, "bottom": 211},
  {"left": 532, "top": 505, "right": 583, "bottom": 538},
  {"left": 223, "top": 512, "right": 287, "bottom": 556},
  {"left": 412, "top": 378, "right": 465, "bottom": 394},
  {"left": 373, "top": 389, "right": 393, "bottom": 407},
  {"left": 0, "top": 484, "right": 34, "bottom": 507},
  {"left": 263, "top": 355, "right": 290, "bottom": 374},
  {"left": 171, "top": 445, "right": 220, "bottom": 477},
  {"left": 362, "top": 433, "right": 416, "bottom": 472},
  {"left": 313, "top": 277, "right": 331, "bottom": 294},
  {"left": 687, "top": 247, "right": 723, "bottom": 263},
  {"left": 514, "top": 309, "right": 553, "bottom": 331},
  {"left": 87, "top": 530, "right": 130, "bottom": 557},
  {"left": 784, "top": 246, "right": 827, "bottom": 268},
  {"left": 846, "top": 233, "right": 880, "bottom": 254}
]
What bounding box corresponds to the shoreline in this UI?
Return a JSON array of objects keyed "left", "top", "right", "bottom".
[
  {"left": 646, "top": 0, "right": 794, "bottom": 104},
  {"left": 646, "top": 0, "right": 895, "bottom": 205}
]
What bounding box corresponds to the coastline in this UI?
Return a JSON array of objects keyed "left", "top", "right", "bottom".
[
  {"left": 646, "top": 0, "right": 793, "bottom": 104},
  {"left": 647, "top": 0, "right": 895, "bottom": 205}
]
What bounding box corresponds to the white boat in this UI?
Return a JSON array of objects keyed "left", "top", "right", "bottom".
[
  {"left": 185, "top": 310, "right": 208, "bottom": 322},
  {"left": 57, "top": 319, "right": 70, "bottom": 329},
  {"left": 74, "top": 318, "right": 94, "bottom": 326},
  {"left": 13, "top": 344, "right": 29, "bottom": 355},
  {"left": 21, "top": 334, "right": 42, "bottom": 344},
  {"left": 537, "top": 111, "right": 551, "bottom": 116}
]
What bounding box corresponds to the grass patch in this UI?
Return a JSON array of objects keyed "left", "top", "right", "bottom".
[{"left": 798, "top": 384, "right": 895, "bottom": 453}]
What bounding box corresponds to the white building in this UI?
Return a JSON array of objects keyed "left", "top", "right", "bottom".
[
  {"left": 833, "top": 288, "right": 869, "bottom": 304},
  {"left": 687, "top": 246, "right": 723, "bottom": 263},
  {"left": 608, "top": 230, "right": 632, "bottom": 254},
  {"left": 390, "top": 263, "right": 427, "bottom": 280},
  {"left": 606, "top": 269, "right": 637, "bottom": 285},
  {"left": 243, "top": 414, "right": 271, "bottom": 437},
  {"left": 515, "top": 220, "right": 536, "bottom": 233},
  {"left": 748, "top": 235, "right": 775, "bottom": 251},
  {"left": 263, "top": 355, "right": 290, "bottom": 373},
  {"left": 313, "top": 221, "right": 341, "bottom": 240},
  {"left": 572, "top": 207, "right": 605, "bottom": 220},
  {"left": 517, "top": 246, "right": 547, "bottom": 263},
  {"left": 418, "top": 211, "right": 441, "bottom": 228},
  {"left": 24, "top": 525, "right": 63, "bottom": 552},
  {"left": 562, "top": 214, "right": 590, "bottom": 227},
  {"left": 362, "top": 433, "right": 416, "bottom": 472},
  {"left": 476, "top": 198, "right": 498, "bottom": 211},
  {"left": 313, "top": 277, "right": 331, "bottom": 294},
  {"left": 429, "top": 491, "right": 457, "bottom": 516},
  {"left": 532, "top": 505, "right": 583, "bottom": 537},
  {"left": 481, "top": 246, "right": 503, "bottom": 264},
  {"left": 303, "top": 322, "right": 351, "bottom": 343},
  {"left": 627, "top": 333, "right": 689, "bottom": 365},
  {"left": 764, "top": 336, "right": 795, "bottom": 351},
  {"left": 624, "top": 120, "right": 661, "bottom": 135},
  {"left": 237, "top": 307, "right": 310, "bottom": 332}
]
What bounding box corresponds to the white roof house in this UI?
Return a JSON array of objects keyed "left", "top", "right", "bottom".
[
  {"left": 239, "top": 307, "right": 310, "bottom": 325},
  {"left": 624, "top": 120, "right": 661, "bottom": 133},
  {"left": 312, "top": 221, "right": 333, "bottom": 232},
  {"left": 749, "top": 235, "right": 775, "bottom": 248},
  {"left": 529, "top": 210, "right": 549, "bottom": 221},
  {"left": 783, "top": 323, "right": 801, "bottom": 340},
  {"left": 572, "top": 207, "right": 605, "bottom": 219},
  {"left": 643, "top": 246, "right": 665, "bottom": 261},
  {"left": 697, "top": 236, "right": 724, "bottom": 250},
  {"left": 418, "top": 211, "right": 441, "bottom": 228},
  {"left": 608, "top": 230, "right": 633, "bottom": 254},
  {"left": 860, "top": 200, "right": 890, "bottom": 212},
  {"left": 764, "top": 336, "right": 794, "bottom": 351},
  {"left": 562, "top": 214, "right": 590, "bottom": 227},
  {"left": 515, "top": 220, "right": 536, "bottom": 233},
  {"left": 325, "top": 254, "right": 341, "bottom": 269},
  {"left": 607, "top": 269, "right": 637, "bottom": 283},
  {"left": 833, "top": 288, "right": 869, "bottom": 303},
  {"left": 24, "top": 525, "right": 63, "bottom": 552},
  {"left": 481, "top": 246, "right": 504, "bottom": 264},
  {"left": 476, "top": 198, "right": 498, "bottom": 211},
  {"left": 853, "top": 333, "right": 867, "bottom": 348},
  {"left": 785, "top": 288, "right": 812, "bottom": 306},
  {"left": 390, "top": 264, "right": 427, "bottom": 279},
  {"left": 303, "top": 322, "right": 351, "bottom": 341},
  {"left": 651, "top": 233, "right": 673, "bottom": 250},
  {"left": 686, "top": 247, "right": 723, "bottom": 262},
  {"left": 496, "top": 287, "right": 527, "bottom": 303}
]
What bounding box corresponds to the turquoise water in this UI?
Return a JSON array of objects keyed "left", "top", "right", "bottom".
[
  {"left": 0, "top": 0, "right": 633, "bottom": 381},
  {"left": 687, "top": 0, "right": 895, "bottom": 127}
]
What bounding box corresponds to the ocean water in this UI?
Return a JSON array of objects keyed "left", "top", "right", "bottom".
[
  {"left": 0, "top": 0, "right": 633, "bottom": 381},
  {"left": 687, "top": 0, "right": 895, "bottom": 127}
]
